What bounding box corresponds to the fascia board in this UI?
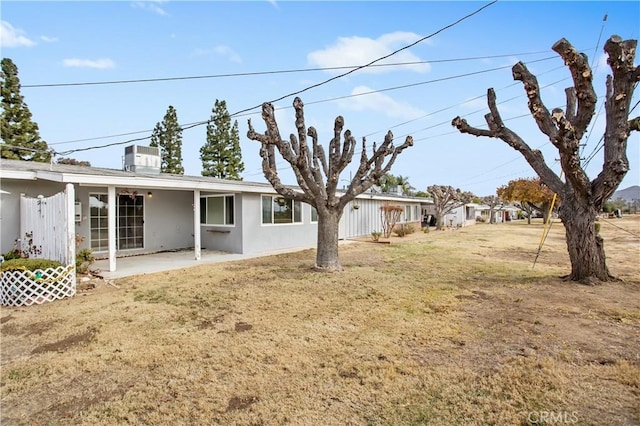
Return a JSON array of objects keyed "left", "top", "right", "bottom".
[
  {"left": 0, "top": 170, "right": 37, "bottom": 180},
  {"left": 71, "top": 174, "right": 277, "bottom": 194}
]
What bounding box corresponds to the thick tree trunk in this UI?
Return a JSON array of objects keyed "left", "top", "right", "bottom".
[
  {"left": 315, "top": 209, "right": 342, "bottom": 271},
  {"left": 435, "top": 214, "right": 445, "bottom": 230},
  {"left": 558, "top": 196, "right": 613, "bottom": 283}
]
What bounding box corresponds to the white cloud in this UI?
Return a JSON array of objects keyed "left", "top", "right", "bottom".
[
  {"left": 40, "top": 35, "right": 58, "bottom": 43},
  {"left": 308, "top": 32, "right": 431, "bottom": 74},
  {"left": 337, "top": 85, "right": 426, "bottom": 120},
  {"left": 194, "top": 45, "right": 242, "bottom": 63},
  {"left": 63, "top": 58, "right": 116, "bottom": 69},
  {"left": 131, "top": 1, "right": 168, "bottom": 16},
  {"left": 1, "top": 21, "right": 36, "bottom": 48}
]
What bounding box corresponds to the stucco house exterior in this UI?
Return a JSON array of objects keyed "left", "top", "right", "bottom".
[
  {"left": 476, "top": 204, "right": 522, "bottom": 223},
  {"left": 1, "top": 151, "right": 426, "bottom": 273}
]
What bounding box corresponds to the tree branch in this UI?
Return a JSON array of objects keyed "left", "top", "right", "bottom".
[
  {"left": 247, "top": 104, "right": 312, "bottom": 204},
  {"left": 552, "top": 38, "right": 597, "bottom": 138},
  {"left": 452, "top": 88, "right": 564, "bottom": 194},
  {"left": 564, "top": 87, "right": 577, "bottom": 122},
  {"left": 248, "top": 97, "right": 413, "bottom": 213},
  {"left": 512, "top": 62, "right": 557, "bottom": 140},
  {"left": 592, "top": 35, "right": 638, "bottom": 207}
]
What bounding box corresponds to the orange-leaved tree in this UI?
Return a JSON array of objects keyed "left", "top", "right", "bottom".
[{"left": 497, "top": 178, "right": 557, "bottom": 224}]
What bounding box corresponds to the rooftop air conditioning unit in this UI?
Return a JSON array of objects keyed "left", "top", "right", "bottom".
[{"left": 123, "top": 145, "right": 161, "bottom": 174}]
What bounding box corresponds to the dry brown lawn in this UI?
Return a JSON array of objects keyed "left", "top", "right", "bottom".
[{"left": 1, "top": 216, "right": 639, "bottom": 425}]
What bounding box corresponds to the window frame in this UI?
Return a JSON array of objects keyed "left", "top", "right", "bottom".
[
  {"left": 261, "top": 195, "right": 303, "bottom": 225},
  {"left": 89, "top": 193, "right": 109, "bottom": 252},
  {"left": 200, "top": 194, "right": 235, "bottom": 226}
]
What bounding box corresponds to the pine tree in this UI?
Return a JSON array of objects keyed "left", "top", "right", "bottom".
[
  {"left": 200, "top": 99, "right": 244, "bottom": 180},
  {"left": 0, "top": 58, "right": 50, "bottom": 162},
  {"left": 149, "top": 105, "right": 184, "bottom": 174}
]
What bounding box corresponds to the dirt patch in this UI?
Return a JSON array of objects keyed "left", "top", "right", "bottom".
[
  {"left": 198, "top": 314, "right": 225, "bottom": 329},
  {"left": 234, "top": 321, "right": 253, "bottom": 332},
  {"left": 1, "top": 318, "right": 59, "bottom": 337},
  {"left": 31, "top": 327, "right": 97, "bottom": 354},
  {"left": 226, "top": 395, "right": 259, "bottom": 412}
]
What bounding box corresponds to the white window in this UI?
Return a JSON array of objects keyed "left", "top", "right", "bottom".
[
  {"left": 404, "top": 205, "right": 412, "bottom": 222},
  {"left": 200, "top": 195, "right": 234, "bottom": 225},
  {"left": 403, "top": 205, "right": 420, "bottom": 222},
  {"left": 262, "top": 196, "right": 302, "bottom": 224},
  {"left": 310, "top": 206, "right": 318, "bottom": 223}
]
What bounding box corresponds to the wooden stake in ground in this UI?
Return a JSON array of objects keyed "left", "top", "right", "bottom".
[{"left": 247, "top": 97, "right": 413, "bottom": 271}]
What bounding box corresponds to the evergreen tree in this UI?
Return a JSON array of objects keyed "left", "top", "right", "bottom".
[
  {"left": 0, "top": 58, "right": 50, "bottom": 162},
  {"left": 200, "top": 99, "right": 244, "bottom": 180},
  {"left": 149, "top": 105, "right": 184, "bottom": 174}
]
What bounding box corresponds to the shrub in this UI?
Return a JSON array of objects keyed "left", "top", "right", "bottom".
[
  {"left": 1, "top": 258, "right": 63, "bottom": 272},
  {"left": 2, "top": 249, "right": 22, "bottom": 261},
  {"left": 393, "top": 223, "right": 415, "bottom": 237},
  {"left": 594, "top": 222, "right": 601, "bottom": 235},
  {"left": 76, "top": 248, "right": 95, "bottom": 274},
  {"left": 371, "top": 231, "right": 382, "bottom": 242}
]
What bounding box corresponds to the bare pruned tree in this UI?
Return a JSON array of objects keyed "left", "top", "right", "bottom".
[
  {"left": 452, "top": 35, "right": 639, "bottom": 283},
  {"left": 427, "top": 185, "right": 474, "bottom": 230},
  {"left": 481, "top": 195, "right": 504, "bottom": 224},
  {"left": 380, "top": 203, "right": 404, "bottom": 238},
  {"left": 247, "top": 97, "right": 413, "bottom": 271}
]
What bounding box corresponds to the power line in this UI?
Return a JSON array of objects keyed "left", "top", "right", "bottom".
[
  {"left": 47, "top": 55, "right": 558, "bottom": 147},
  {"left": 228, "top": 0, "right": 499, "bottom": 118},
  {"left": 23, "top": 51, "right": 550, "bottom": 89},
  {"left": 599, "top": 217, "right": 640, "bottom": 238},
  {"left": 51, "top": 1, "right": 499, "bottom": 155},
  {"left": 50, "top": 55, "right": 561, "bottom": 152}
]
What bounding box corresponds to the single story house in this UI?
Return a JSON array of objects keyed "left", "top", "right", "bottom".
[
  {"left": 423, "top": 203, "right": 479, "bottom": 228},
  {"left": 1, "top": 148, "right": 426, "bottom": 273},
  {"left": 475, "top": 204, "right": 522, "bottom": 223}
]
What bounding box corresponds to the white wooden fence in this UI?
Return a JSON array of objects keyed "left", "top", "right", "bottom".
[{"left": 19, "top": 184, "right": 76, "bottom": 265}]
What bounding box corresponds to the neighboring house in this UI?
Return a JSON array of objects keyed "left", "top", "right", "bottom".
[
  {"left": 423, "top": 203, "right": 478, "bottom": 228},
  {"left": 475, "top": 204, "right": 522, "bottom": 223},
  {"left": 0, "top": 148, "right": 425, "bottom": 272}
]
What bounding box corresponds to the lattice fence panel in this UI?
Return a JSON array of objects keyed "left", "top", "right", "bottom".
[{"left": 0, "top": 265, "right": 76, "bottom": 307}]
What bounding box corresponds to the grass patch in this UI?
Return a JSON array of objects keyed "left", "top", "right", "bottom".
[{"left": 1, "top": 217, "right": 638, "bottom": 425}]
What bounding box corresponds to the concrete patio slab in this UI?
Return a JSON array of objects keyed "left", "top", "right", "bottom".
[{"left": 93, "top": 246, "right": 317, "bottom": 280}]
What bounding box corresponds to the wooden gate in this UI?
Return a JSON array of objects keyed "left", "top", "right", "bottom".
[{"left": 19, "top": 183, "right": 76, "bottom": 265}]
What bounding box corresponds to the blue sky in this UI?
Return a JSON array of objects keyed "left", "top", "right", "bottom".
[{"left": 2, "top": 0, "right": 639, "bottom": 196}]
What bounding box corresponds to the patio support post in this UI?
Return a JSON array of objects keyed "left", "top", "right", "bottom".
[
  {"left": 108, "top": 185, "right": 116, "bottom": 272},
  {"left": 193, "top": 189, "right": 201, "bottom": 261},
  {"left": 65, "top": 183, "right": 76, "bottom": 267}
]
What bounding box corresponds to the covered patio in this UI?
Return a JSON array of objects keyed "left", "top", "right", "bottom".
[{"left": 93, "top": 245, "right": 318, "bottom": 279}]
